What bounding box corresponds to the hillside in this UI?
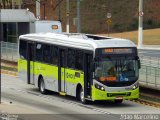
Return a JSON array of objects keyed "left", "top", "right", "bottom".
[{"left": 20, "top": 0, "right": 160, "bottom": 33}]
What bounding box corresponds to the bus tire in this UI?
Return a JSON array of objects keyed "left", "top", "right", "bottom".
[
  {"left": 79, "top": 88, "right": 88, "bottom": 104},
  {"left": 114, "top": 99, "right": 123, "bottom": 104},
  {"left": 39, "top": 77, "right": 47, "bottom": 94}
]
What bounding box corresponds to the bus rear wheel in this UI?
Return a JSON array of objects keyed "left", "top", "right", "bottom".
[{"left": 39, "top": 78, "right": 47, "bottom": 94}]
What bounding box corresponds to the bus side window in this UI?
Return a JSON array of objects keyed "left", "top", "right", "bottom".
[
  {"left": 36, "top": 43, "right": 43, "bottom": 62},
  {"left": 19, "top": 40, "right": 27, "bottom": 59},
  {"left": 51, "top": 46, "right": 58, "bottom": 65},
  {"left": 67, "top": 49, "right": 75, "bottom": 69},
  {"left": 75, "top": 51, "right": 83, "bottom": 70},
  {"left": 43, "top": 44, "right": 51, "bottom": 64}
]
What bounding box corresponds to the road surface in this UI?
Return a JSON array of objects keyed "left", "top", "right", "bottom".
[{"left": 0, "top": 74, "right": 160, "bottom": 120}]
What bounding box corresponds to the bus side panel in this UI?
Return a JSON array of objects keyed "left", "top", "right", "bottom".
[
  {"left": 34, "top": 62, "right": 59, "bottom": 92},
  {"left": 65, "top": 68, "right": 84, "bottom": 97},
  {"left": 18, "top": 58, "right": 28, "bottom": 83}
]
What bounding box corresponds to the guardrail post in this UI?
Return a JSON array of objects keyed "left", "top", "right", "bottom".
[
  {"left": 11, "top": 44, "right": 14, "bottom": 61},
  {"left": 158, "top": 57, "right": 160, "bottom": 68},
  {"left": 146, "top": 66, "right": 148, "bottom": 86},
  {"left": 155, "top": 67, "right": 156, "bottom": 89}
]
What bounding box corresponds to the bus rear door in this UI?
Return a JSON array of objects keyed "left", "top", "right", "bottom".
[
  {"left": 58, "top": 49, "right": 66, "bottom": 93},
  {"left": 84, "top": 53, "right": 93, "bottom": 98},
  {"left": 27, "top": 42, "right": 35, "bottom": 84}
]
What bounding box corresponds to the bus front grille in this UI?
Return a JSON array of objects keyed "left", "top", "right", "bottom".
[{"left": 107, "top": 92, "right": 131, "bottom": 97}]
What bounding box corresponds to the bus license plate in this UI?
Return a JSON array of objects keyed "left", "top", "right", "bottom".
[{"left": 116, "top": 96, "right": 123, "bottom": 100}]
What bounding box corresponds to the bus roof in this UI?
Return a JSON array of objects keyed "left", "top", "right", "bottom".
[{"left": 19, "top": 33, "right": 136, "bottom": 50}]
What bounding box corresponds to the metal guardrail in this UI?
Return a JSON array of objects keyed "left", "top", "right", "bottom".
[
  {"left": 139, "top": 56, "right": 160, "bottom": 90},
  {"left": 0, "top": 41, "right": 159, "bottom": 90},
  {"left": 140, "top": 56, "right": 160, "bottom": 68},
  {"left": 1, "top": 41, "right": 18, "bottom": 62}
]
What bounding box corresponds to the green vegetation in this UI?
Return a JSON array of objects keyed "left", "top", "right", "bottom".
[
  {"left": 1, "top": 66, "right": 17, "bottom": 72},
  {"left": 59, "top": 0, "right": 160, "bottom": 33},
  {"left": 19, "top": 0, "right": 160, "bottom": 33}
]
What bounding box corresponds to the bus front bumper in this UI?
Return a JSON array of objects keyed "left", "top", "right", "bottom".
[{"left": 91, "top": 86, "right": 139, "bottom": 101}]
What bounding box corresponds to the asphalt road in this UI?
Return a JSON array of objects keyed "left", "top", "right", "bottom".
[{"left": 1, "top": 74, "right": 160, "bottom": 120}]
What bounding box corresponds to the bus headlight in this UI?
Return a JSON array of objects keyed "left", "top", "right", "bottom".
[
  {"left": 132, "top": 83, "right": 139, "bottom": 90},
  {"left": 95, "top": 83, "right": 105, "bottom": 91}
]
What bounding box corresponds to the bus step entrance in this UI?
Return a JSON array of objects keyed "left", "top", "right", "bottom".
[
  {"left": 87, "top": 95, "right": 91, "bottom": 99},
  {"left": 85, "top": 97, "right": 92, "bottom": 101},
  {"left": 59, "top": 92, "right": 66, "bottom": 96}
]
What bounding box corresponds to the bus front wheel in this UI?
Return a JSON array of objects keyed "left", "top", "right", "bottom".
[
  {"left": 39, "top": 78, "right": 47, "bottom": 94},
  {"left": 79, "top": 88, "right": 88, "bottom": 104}
]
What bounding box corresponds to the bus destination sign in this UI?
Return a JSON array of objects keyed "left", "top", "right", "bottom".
[{"left": 102, "top": 48, "right": 133, "bottom": 54}]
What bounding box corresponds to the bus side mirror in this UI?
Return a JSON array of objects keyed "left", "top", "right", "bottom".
[{"left": 138, "top": 59, "right": 141, "bottom": 69}]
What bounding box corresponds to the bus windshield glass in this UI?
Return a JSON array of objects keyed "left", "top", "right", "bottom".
[{"left": 94, "top": 56, "right": 139, "bottom": 84}]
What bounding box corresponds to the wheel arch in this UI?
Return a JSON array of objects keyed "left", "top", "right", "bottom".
[
  {"left": 76, "top": 83, "right": 82, "bottom": 99},
  {"left": 38, "top": 74, "right": 43, "bottom": 88}
]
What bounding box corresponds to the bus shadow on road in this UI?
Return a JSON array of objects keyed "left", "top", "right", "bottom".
[
  {"left": 92, "top": 100, "right": 135, "bottom": 108},
  {"left": 27, "top": 88, "right": 135, "bottom": 108}
]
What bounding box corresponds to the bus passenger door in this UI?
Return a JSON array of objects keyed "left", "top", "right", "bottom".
[
  {"left": 84, "top": 53, "right": 93, "bottom": 98},
  {"left": 27, "top": 42, "right": 35, "bottom": 84},
  {"left": 58, "top": 49, "right": 66, "bottom": 93}
]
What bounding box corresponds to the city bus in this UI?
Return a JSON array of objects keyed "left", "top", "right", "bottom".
[{"left": 18, "top": 33, "right": 141, "bottom": 104}]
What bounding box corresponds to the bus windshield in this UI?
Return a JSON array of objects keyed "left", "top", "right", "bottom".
[{"left": 95, "top": 56, "right": 139, "bottom": 83}]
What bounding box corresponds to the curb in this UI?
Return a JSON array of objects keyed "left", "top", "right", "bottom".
[
  {"left": 1, "top": 70, "right": 17, "bottom": 76},
  {"left": 138, "top": 47, "right": 160, "bottom": 51},
  {"left": 131, "top": 99, "right": 160, "bottom": 108}
]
